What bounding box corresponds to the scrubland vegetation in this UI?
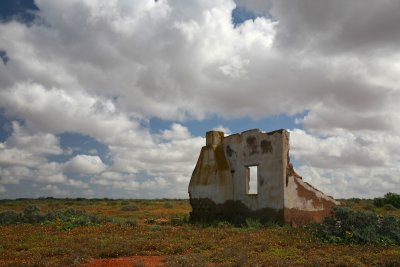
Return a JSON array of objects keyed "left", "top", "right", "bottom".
[{"left": 0, "top": 194, "right": 399, "bottom": 266}]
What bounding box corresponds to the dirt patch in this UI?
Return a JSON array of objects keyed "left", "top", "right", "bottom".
[{"left": 80, "top": 255, "right": 166, "bottom": 267}]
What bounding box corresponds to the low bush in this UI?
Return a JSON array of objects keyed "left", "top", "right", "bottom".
[
  {"left": 125, "top": 218, "right": 138, "bottom": 227},
  {"left": 384, "top": 204, "right": 397, "bottom": 211},
  {"left": 373, "top": 192, "right": 400, "bottom": 208},
  {"left": 150, "top": 225, "right": 162, "bottom": 231},
  {"left": 163, "top": 202, "right": 173, "bottom": 209},
  {"left": 121, "top": 204, "right": 139, "bottom": 211},
  {"left": 244, "top": 218, "right": 263, "bottom": 229},
  {"left": 0, "top": 210, "right": 20, "bottom": 224},
  {"left": 120, "top": 200, "right": 130, "bottom": 205},
  {"left": 144, "top": 218, "right": 156, "bottom": 224},
  {"left": 373, "top": 197, "right": 385, "bottom": 207},
  {"left": 0, "top": 205, "right": 111, "bottom": 229},
  {"left": 216, "top": 221, "right": 233, "bottom": 228},
  {"left": 363, "top": 203, "right": 375, "bottom": 211},
  {"left": 384, "top": 193, "right": 400, "bottom": 208},
  {"left": 314, "top": 206, "right": 400, "bottom": 245},
  {"left": 170, "top": 214, "right": 189, "bottom": 226}
]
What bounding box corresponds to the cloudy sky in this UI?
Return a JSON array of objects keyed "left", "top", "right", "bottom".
[{"left": 0, "top": 0, "right": 399, "bottom": 199}]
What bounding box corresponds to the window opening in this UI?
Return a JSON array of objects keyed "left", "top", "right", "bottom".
[{"left": 246, "top": 165, "right": 258, "bottom": 194}]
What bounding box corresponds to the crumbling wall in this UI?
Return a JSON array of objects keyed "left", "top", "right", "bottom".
[
  {"left": 284, "top": 175, "right": 339, "bottom": 226},
  {"left": 221, "top": 129, "right": 286, "bottom": 222},
  {"left": 189, "top": 131, "right": 234, "bottom": 221},
  {"left": 188, "top": 129, "right": 339, "bottom": 226},
  {"left": 282, "top": 133, "right": 340, "bottom": 226}
]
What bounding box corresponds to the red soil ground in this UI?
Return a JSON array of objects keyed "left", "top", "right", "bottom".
[{"left": 80, "top": 256, "right": 166, "bottom": 267}]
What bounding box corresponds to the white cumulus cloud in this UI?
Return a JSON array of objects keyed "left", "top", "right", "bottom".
[{"left": 0, "top": 0, "right": 399, "bottom": 198}]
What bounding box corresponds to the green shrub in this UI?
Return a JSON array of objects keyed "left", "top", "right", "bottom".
[
  {"left": 216, "top": 221, "right": 233, "bottom": 228},
  {"left": 384, "top": 204, "right": 396, "bottom": 211},
  {"left": 22, "top": 205, "right": 42, "bottom": 223},
  {"left": 121, "top": 204, "right": 139, "bottom": 211},
  {"left": 244, "top": 218, "right": 263, "bottom": 229},
  {"left": 170, "top": 214, "right": 189, "bottom": 226},
  {"left": 373, "top": 192, "right": 400, "bottom": 208},
  {"left": 363, "top": 203, "right": 375, "bottom": 211},
  {"left": 379, "top": 216, "right": 400, "bottom": 244},
  {"left": 0, "top": 205, "right": 110, "bottom": 229},
  {"left": 373, "top": 197, "right": 385, "bottom": 207},
  {"left": 0, "top": 210, "right": 20, "bottom": 224},
  {"left": 120, "top": 200, "right": 130, "bottom": 205},
  {"left": 164, "top": 202, "right": 173, "bottom": 209},
  {"left": 144, "top": 218, "right": 156, "bottom": 224},
  {"left": 383, "top": 193, "right": 400, "bottom": 208},
  {"left": 125, "top": 219, "right": 138, "bottom": 227},
  {"left": 314, "top": 206, "right": 400, "bottom": 245},
  {"left": 150, "top": 225, "right": 161, "bottom": 231}
]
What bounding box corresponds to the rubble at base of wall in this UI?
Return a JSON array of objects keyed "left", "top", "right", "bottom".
[
  {"left": 189, "top": 198, "right": 284, "bottom": 225},
  {"left": 190, "top": 198, "right": 337, "bottom": 226}
]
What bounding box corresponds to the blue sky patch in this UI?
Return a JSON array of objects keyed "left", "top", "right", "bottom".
[
  {"left": 0, "top": 0, "right": 39, "bottom": 24},
  {"left": 0, "top": 115, "right": 11, "bottom": 142},
  {"left": 232, "top": 6, "right": 258, "bottom": 27},
  {"left": 0, "top": 50, "right": 9, "bottom": 65},
  {"left": 0, "top": 110, "right": 17, "bottom": 142},
  {"left": 49, "top": 132, "right": 112, "bottom": 165}
]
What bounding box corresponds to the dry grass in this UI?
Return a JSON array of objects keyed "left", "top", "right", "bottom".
[{"left": 0, "top": 198, "right": 399, "bottom": 266}]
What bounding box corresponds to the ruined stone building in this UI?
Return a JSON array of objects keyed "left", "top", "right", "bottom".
[{"left": 188, "top": 129, "right": 339, "bottom": 226}]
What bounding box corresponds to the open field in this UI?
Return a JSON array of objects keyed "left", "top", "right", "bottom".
[{"left": 0, "top": 198, "right": 399, "bottom": 266}]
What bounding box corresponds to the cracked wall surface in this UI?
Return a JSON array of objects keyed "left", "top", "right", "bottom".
[{"left": 188, "top": 129, "right": 339, "bottom": 226}]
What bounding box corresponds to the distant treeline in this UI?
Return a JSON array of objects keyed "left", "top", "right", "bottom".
[
  {"left": 3, "top": 193, "right": 400, "bottom": 204},
  {"left": 373, "top": 192, "right": 400, "bottom": 209},
  {"left": 338, "top": 192, "right": 400, "bottom": 209}
]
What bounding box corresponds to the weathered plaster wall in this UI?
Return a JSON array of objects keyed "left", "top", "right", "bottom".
[
  {"left": 284, "top": 174, "right": 339, "bottom": 226},
  {"left": 189, "top": 129, "right": 339, "bottom": 226},
  {"left": 189, "top": 131, "right": 233, "bottom": 204},
  {"left": 222, "top": 129, "right": 285, "bottom": 211}
]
